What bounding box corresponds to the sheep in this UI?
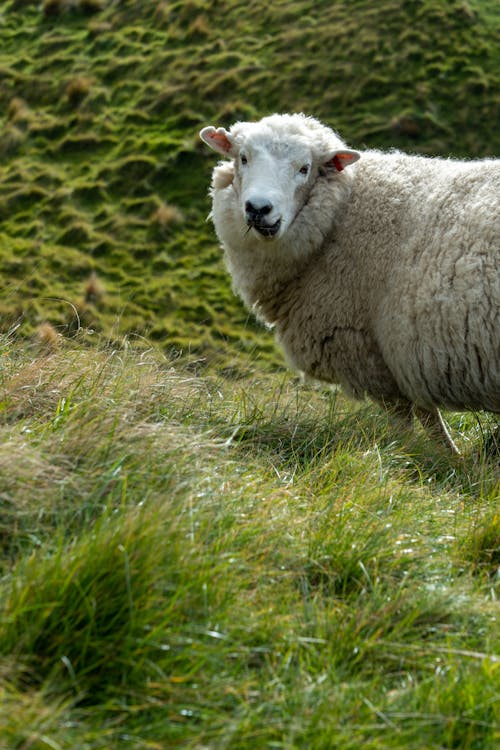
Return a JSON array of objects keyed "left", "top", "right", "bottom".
[{"left": 200, "top": 113, "right": 500, "bottom": 453}]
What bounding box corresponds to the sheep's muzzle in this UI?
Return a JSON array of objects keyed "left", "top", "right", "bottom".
[{"left": 247, "top": 218, "right": 281, "bottom": 238}]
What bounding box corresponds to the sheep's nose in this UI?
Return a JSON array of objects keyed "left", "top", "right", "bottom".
[{"left": 245, "top": 199, "right": 273, "bottom": 220}]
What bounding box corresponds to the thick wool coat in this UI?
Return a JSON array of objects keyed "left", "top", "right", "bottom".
[{"left": 207, "top": 115, "right": 499, "bottom": 419}]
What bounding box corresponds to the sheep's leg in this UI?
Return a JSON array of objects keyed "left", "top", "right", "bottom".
[
  {"left": 387, "top": 401, "right": 460, "bottom": 454},
  {"left": 414, "top": 406, "right": 460, "bottom": 455},
  {"left": 386, "top": 400, "right": 418, "bottom": 442},
  {"left": 388, "top": 400, "right": 414, "bottom": 427}
]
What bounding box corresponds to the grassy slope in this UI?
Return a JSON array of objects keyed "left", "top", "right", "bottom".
[
  {"left": 0, "top": 1, "right": 499, "bottom": 747},
  {"left": 0, "top": 340, "right": 498, "bottom": 749},
  {"left": 0, "top": 0, "right": 499, "bottom": 367}
]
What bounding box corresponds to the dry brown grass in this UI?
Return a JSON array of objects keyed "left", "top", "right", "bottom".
[
  {"left": 83, "top": 271, "right": 105, "bottom": 305},
  {"left": 7, "top": 98, "right": 32, "bottom": 125},
  {"left": 150, "top": 202, "right": 185, "bottom": 230},
  {"left": 64, "top": 76, "right": 94, "bottom": 108},
  {"left": 35, "top": 323, "right": 61, "bottom": 352}
]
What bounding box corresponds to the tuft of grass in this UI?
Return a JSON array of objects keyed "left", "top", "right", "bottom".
[
  {"left": 150, "top": 201, "right": 185, "bottom": 234},
  {"left": 83, "top": 270, "right": 105, "bottom": 304},
  {"left": 0, "top": 125, "right": 26, "bottom": 156},
  {"left": 64, "top": 75, "right": 94, "bottom": 108},
  {"left": 35, "top": 321, "right": 61, "bottom": 351},
  {"left": 1, "top": 503, "right": 193, "bottom": 699},
  {"left": 6, "top": 97, "right": 32, "bottom": 125}
]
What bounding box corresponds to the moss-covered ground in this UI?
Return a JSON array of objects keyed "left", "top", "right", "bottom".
[{"left": 0, "top": 0, "right": 499, "bottom": 367}]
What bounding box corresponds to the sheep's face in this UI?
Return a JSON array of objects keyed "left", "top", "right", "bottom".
[
  {"left": 200, "top": 116, "right": 360, "bottom": 242},
  {"left": 235, "top": 137, "right": 313, "bottom": 239}
]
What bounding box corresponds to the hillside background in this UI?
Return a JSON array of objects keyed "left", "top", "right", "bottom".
[{"left": 1, "top": 0, "right": 499, "bottom": 368}]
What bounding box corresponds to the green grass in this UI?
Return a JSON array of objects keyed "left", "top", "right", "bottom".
[
  {"left": 0, "top": 0, "right": 499, "bottom": 366},
  {"left": 0, "top": 1, "right": 498, "bottom": 746},
  {"left": 0, "top": 337, "right": 497, "bottom": 748}
]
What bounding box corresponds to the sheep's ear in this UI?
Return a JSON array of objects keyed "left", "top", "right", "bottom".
[
  {"left": 325, "top": 149, "right": 360, "bottom": 172},
  {"left": 200, "top": 126, "right": 235, "bottom": 156}
]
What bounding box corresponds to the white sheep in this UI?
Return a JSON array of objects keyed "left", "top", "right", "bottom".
[{"left": 200, "top": 113, "right": 499, "bottom": 453}]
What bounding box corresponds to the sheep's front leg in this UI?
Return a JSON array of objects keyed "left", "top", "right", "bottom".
[{"left": 414, "top": 406, "right": 460, "bottom": 455}]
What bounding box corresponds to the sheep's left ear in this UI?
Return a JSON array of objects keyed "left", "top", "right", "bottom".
[
  {"left": 200, "top": 126, "right": 235, "bottom": 156},
  {"left": 325, "top": 149, "right": 360, "bottom": 172}
]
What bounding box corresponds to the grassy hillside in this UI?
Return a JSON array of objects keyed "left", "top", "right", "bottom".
[
  {"left": 0, "top": 1, "right": 499, "bottom": 747},
  {"left": 0, "top": 0, "right": 499, "bottom": 366},
  {"left": 0, "top": 339, "right": 498, "bottom": 748}
]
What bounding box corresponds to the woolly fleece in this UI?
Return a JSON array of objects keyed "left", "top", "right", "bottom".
[{"left": 201, "top": 114, "right": 499, "bottom": 448}]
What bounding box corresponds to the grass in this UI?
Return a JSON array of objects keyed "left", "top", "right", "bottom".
[
  {"left": 0, "top": 1, "right": 498, "bottom": 746},
  {"left": 0, "top": 0, "right": 499, "bottom": 366},
  {"left": 0, "top": 336, "right": 497, "bottom": 748}
]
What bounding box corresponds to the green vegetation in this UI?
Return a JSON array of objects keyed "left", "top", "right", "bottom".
[
  {"left": 0, "top": 1, "right": 498, "bottom": 747},
  {"left": 0, "top": 0, "right": 499, "bottom": 363},
  {"left": 0, "top": 339, "right": 498, "bottom": 748}
]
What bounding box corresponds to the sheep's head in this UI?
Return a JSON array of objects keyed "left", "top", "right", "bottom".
[{"left": 200, "top": 113, "right": 360, "bottom": 241}]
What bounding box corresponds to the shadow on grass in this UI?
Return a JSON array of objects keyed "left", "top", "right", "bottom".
[{"left": 216, "top": 382, "right": 499, "bottom": 493}]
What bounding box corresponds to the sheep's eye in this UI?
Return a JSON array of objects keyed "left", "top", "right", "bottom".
[
  {"left": 299, "top": 165, "right": 309, "bottom": 175},
  {"left": 240, "top": 154, "right": 248, "bottom": 165}
]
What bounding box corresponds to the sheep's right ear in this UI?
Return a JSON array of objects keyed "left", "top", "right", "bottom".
[
  {"left": 325, "top": 149, "right": 360, "bottom": 172},
  {"left": 200, "top": 126, "right": 235, "bottom": 156}
]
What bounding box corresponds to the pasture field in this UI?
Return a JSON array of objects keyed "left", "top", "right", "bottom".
[
  {"left": 0, "top": 338, "right": 498, "bottom": 748},
  {"left": 0, "top": 0, "right": 498, "bottom": 747}
]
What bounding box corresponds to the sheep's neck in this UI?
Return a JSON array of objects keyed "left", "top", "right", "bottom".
[
  {"left": 224, "top": 240, "right": 324, "bottom": 327},
  {"left": 220, "top": 170, "right": 353, "bottom": 325}
]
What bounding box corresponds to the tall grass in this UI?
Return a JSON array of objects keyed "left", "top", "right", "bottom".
[{"left": 0, "top": 336, "right": 497, "bottom": 748}]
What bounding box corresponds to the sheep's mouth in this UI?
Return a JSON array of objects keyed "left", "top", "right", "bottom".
[{"left": 247, "top": 219, "right": 282, "bottom": 238}]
